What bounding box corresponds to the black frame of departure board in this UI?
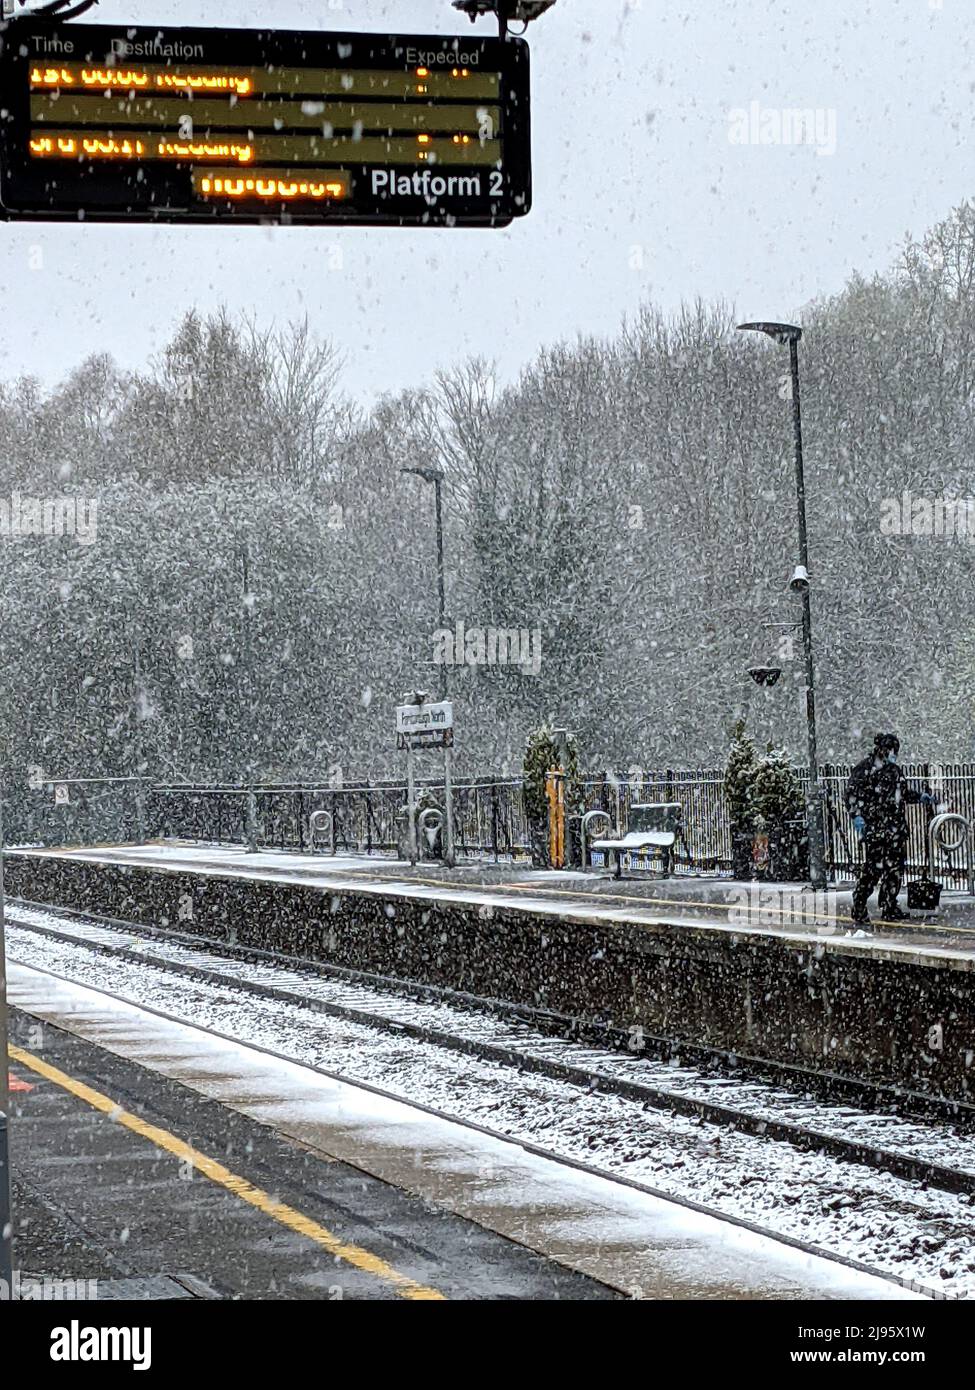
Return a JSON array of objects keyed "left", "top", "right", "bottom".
[{"left": 0, "top": 20, "right": 531, "bottom": 226}]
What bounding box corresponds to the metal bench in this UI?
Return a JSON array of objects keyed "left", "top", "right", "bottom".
[{"left": 587, "top": 802, "right": 683, "bottom": 880}]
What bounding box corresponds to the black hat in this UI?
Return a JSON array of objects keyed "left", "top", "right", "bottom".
[{"left": 874, "top": 732, "right": 900, "bottom": 754}]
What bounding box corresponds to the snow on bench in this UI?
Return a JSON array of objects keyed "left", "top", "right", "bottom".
[{"left": 588, "top": 802, "right": 682, "bottom": 880}]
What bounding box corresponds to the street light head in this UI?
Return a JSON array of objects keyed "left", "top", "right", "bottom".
[
  {"left": 738, "top": 321, "right": 802, "bottom": 346},
  {"left": 2, "top": 0, "right": 99, "bottom": 15},
  {"left": 400, "top": 466, "right": 444, "bottom": 485},
  {"left": 453, "top": 0, "right": 558, "bottom": 23},
  {"left": 747, "top": 666, "right": 783, "bottom": 689}
]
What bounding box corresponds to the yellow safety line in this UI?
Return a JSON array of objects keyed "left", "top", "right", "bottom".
[
  {"left": 495, "top": 883, "right": 975, "bottom": 935},
  {"left": 337, "top": 869, "right": 975, "bottom": 937},
  {"left": 41, "top": 846, "right": 971, "bottom": 940},
  {"left": 9, "top": 1045, "right": 445, "bottom": 1302}
]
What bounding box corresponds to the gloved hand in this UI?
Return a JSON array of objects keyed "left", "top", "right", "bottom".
[{"left": 852, "top": 815, "right": 866, "bottom": 839}]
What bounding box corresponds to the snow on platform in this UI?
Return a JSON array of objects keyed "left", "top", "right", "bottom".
[
  {"left": 12, "top": 838, "right": 975, "bottom": 969},
  {"left": 8, "top": 961, "right": 923, "bottom": 1301}
]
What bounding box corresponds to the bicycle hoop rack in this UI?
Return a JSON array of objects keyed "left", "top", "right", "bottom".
[{"left": 927, "top": 812, "right": 974, "bottom": 895}]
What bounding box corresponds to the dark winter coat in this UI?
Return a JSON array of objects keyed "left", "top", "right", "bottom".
[{"left": 845, "top": 756, "right": 923, "bottom": 840}]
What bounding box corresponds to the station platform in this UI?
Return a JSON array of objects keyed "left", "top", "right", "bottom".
[
  {"left": 6, "top": 1000, "right": 604, "bottom": 1301},
  {"left": 10, "top": 839, "right": 975, "bottom": 961},
  {"left": 6, "top": 840, "right": 975, "bottom": 1107},
  {"left": 5, "top": 968, "right": 918, "bottom": 1301}
]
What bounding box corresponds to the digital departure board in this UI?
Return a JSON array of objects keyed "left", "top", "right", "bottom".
[{"left": 0, "top": 20, "right": 531, "bottom": 226}]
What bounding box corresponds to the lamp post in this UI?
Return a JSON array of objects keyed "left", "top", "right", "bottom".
[
  {"left": 400, "top": 467, "right": 448, "bottom": 701},
  {"left": 0, "top": 826, "right": 12, "bottom": 1300},
  {"left": 738, "top": 321, "right": 827, "bottom": 891},
  {"left": 400, "top": 469, "right": 456, "bottom": 867},
  {"left": 238, "top": 541, "right": 260, "bottom": 854}
]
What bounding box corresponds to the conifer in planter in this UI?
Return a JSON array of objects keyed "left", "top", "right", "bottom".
[
  {"left": 523, "top": 725, "right": 581, "bottom": 868},
  {"left": 724, "top": 720, "right": 759, "bottom": 878},
  {"left": 752, "top": 745, "right": 805, "bottom": 882}
]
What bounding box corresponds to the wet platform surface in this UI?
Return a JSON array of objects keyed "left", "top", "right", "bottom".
[
  {"left": 7, "top": 964, "right": 922, "bottom": 1301},
  {"left": 15, "top": 840, "right": 975, "bottom": 967},
  {"left": 7, "top": 1000, "right": 612, "bottom": 1301}
]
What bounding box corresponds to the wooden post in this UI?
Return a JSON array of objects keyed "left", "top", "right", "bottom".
[{"left": 546, "top": 767, "right": 566, "bottom": 870}]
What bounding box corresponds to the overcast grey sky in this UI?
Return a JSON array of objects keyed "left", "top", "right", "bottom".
[{"left": 3, "top": 0, "right": 972, "bottom": 401}]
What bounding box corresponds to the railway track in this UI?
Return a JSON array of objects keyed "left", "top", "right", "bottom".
[{"left": 8, "top": 896, "right": 975, "bottom": 1202}]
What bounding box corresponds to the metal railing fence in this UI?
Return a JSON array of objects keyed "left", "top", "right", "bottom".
[{"left": 6, "top": 763, "right": 974, "bottom": 886}]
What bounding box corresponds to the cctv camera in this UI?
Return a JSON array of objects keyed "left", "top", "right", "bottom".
[
  {"left": 789, "top": 565, "right": 810, "bottom": 594},
  {"left": 747, "top": 666, "right": 783, "bottom": 688}
]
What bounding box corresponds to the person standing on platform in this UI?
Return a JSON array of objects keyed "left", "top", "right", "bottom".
[{"left": 846, "top": 732, "right": 933, "bottom": 925}]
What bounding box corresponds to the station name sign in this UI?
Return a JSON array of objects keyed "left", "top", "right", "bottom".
[
  {"left": 0, "top": 20, "right": 531, "bottom": 226},
  {"left": 396, "top": 700, "right": 454, "bottom": 749}
]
